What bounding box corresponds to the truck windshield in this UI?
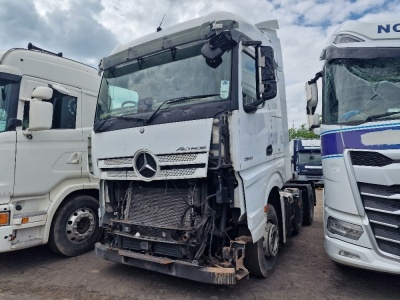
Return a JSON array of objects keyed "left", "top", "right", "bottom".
[
  {"left": 323, "top": 58, "right": 400, "bottom": 125},
  {"left": 0, "top": 77, "right": 19, "bottom": 132},
  {"left": 298, "top": 152, "right": 321, "bottom": 165},
  {"left": 95, "top": 41, "right": 231, "bottom": 122}
]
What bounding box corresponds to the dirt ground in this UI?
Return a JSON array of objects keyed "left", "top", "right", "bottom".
[{"left": 0, "top": 189, "right": 399, "bottom": 300}]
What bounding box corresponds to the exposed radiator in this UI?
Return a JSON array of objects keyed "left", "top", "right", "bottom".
[{"left": 126, "top": 185, "right": 191, "bottom": 229}]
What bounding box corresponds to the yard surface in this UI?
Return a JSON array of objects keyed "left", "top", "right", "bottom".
[{"left": 0, "top": 189, "right": 399, "bottom": 300}]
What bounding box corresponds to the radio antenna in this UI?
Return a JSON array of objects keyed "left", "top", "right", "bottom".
[{"left": 157, "top": 14, "right": 166, "bottom": 32}]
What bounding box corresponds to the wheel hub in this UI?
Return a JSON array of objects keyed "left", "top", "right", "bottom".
[
  {"left": 66, "top": 208, "right": 96, "bottom": 244},
  {"left": 263, "top": 222, "right": 279, "bottom": 257}
]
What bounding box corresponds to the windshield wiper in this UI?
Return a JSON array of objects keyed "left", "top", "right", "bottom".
[
  {"left": 364, "top": 111, "right": 400, "bottom": 123},
  {"left": 95, "top": 115, "right": 146, "bottom": 132},
  {"left": 144, "top": 93, "right": 220, "bottom": 124}
]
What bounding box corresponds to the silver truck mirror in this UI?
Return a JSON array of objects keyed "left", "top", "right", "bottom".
[
  {"left": 308, "top": 113, "right": 320, "bottom": 130},
  {"left": 313, "top": 127, "right": 321, "bottom": 135},
  {"left": 28, "top": 100, "right": 53, "bottom": 131},
  {"left": 306, "top": 82, "right": 318, "bottom": 115}
]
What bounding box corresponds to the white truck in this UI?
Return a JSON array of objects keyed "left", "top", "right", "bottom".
[
  {"left": 92, "top": 12, "right": 315, "bottom": 284},
  {"left": 306, "top": 20, "right": 400, "bottom": 273},
  {"left": 0, "top": 44, "right": 102, "bottom": 256}
]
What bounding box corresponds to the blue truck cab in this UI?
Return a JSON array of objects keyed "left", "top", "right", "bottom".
[{"left": 290, "top": 139, "right": 323, "bottom": 186}]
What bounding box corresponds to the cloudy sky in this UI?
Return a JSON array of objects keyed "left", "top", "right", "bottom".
[{"left": 1, "top": 0, "right": 398, "bottom": 127}]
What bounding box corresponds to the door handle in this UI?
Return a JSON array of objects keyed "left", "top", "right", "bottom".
[
  {"left": 266, "top": 145, "right": 273, "bottom": 156},
  {"left": 67, "top": 152, "right": 82, "bottom": 164}
]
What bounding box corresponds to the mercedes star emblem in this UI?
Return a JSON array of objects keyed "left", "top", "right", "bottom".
[{"left": 134, "top": 151, "right": 158, "bottom": 180}]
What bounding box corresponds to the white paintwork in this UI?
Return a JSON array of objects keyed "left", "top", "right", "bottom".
[
  {"left": 318, "top": 20, "right": 400, "bottom": 272},
  {"left": 361, "top": 129, "right": 400, "bottom": 146},
  {"left": 93, "top": 12, "right": 293, "bottom": 246},
  {"left": 0, "top": 48, "right": 100, "bottom": 252}
]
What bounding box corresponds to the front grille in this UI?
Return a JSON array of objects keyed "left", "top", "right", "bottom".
[
  {"left": 127, "top": 185, "right": 190, "bottom": 228},
  {"left": 158, "top": 154, "right": 198, "bottom": 163},
  {"left": 159, "top": 168, "right": 196, "bottom": 177},
  {"left": 359, "top": 183, "right": 400, "bottom": 257},
  {"left": 301, "top": 169, "right": 322, "bottom": 176},
  {"left": 350, "top": 151, "right": 393, "bottom": 167},
  {"left": 103, "top": 157, "right": 133, "bottom": 166}
]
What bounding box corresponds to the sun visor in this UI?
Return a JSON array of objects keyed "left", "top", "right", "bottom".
[
  {"left": 99, "top": 19, "right": 239, "bottom": 71},
  {"left": 322, "top": 46, "right": 400, "bottom": 61}
]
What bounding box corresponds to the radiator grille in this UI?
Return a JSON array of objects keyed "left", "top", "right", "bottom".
[
  {"left": 350, "top": 151, "right": 393, "bottom": 167},
  {"left": 158, "top": 154, "right": 198, "bottom": 163},
  {"left": 159, "top": 169, "right": 196, "bottom": 177},
  {"left": 127, "top": 185, "right": 190, "bottom": 228},
  {"left": 359, "top": 183, "right": 400, "bottom": 257},
  {"left": 103, "top": 157, "right": 133, "bottom": 166}
]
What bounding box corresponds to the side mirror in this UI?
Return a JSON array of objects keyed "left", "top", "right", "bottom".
[
  {"left": 313, "top": 128, "right": 321, "bottom": 136},
  {"left": 308, "top": 113, "right": 320, "bottom": 130},
  {"left": 31, "top": 86, "right": 53, "bottom": 100},
  {"left": 256, "top": 46, "right": 277, "bottom": 101},
  {"left": 244, "top": 46, "right": 277, "bottom": 113},
  {"left": 306, "top": 82, "right": 318, "bottom": 115},
  {"left": 28, "top": 100, "right": 53, "bottom": 131}
]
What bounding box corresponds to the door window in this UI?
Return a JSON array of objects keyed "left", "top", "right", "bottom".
[
  {"left": 241, "top": 52, "right": 257, "bottom": 106},
  {"left": 23, "top": 91, "right": 77, "bottom": 130}
]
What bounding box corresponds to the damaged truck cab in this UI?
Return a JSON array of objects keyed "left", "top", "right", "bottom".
[{"left": 92, "top": 12, "right": 315, "bottom": 284}]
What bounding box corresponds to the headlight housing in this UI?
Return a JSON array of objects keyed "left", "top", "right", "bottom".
[{"left": 327, "top": 216, "right": 363, "bottom": 240}]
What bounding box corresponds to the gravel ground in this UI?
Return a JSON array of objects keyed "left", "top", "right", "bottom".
[{"left": 0, "top": 189, "right": 399, "bottom": 300}]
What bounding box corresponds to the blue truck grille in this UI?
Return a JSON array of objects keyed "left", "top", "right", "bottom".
[{"left": 359, "top": 183, "right": 400, "bottom": 257}]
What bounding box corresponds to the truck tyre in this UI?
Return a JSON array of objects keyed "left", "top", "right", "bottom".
[
  {"left": 302, "top": 191, "right": 314, "bottom": 226},
  {"left": 244, "top": 204, "right": 279, "bottom": 278},
  {"left": 48, "top": 195, "right": 102, "bottom": 257},
  {"left": 292, "top": 199, "right": 303, "bottom": 235}
]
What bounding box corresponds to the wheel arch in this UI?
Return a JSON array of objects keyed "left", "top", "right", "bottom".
[
  {"left": 43, "top": 180, "right": 99, "bottom": 244},
  {"left": 267, "top": 187, "right": 286, "bottom": 245},
  {"left": 246, "top": 171, "right": 285, "bottom": 243}
]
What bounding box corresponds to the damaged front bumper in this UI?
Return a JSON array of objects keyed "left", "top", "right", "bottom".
[{"left": 95, "top": 242, "right": 247, "bottom": 285}]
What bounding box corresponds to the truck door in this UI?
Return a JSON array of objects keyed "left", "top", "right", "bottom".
[
  {"left": 230, "top": 45, "right": 281, "bottom": 240},
  {"left": 233, "top": 47, "right": 277, "bottom": 171},
  {"left": 14, "top": 79, "right": 83, "bottom": 198},
  {"left": 0, "top": 75, "right": 20, "bottom": 197}
]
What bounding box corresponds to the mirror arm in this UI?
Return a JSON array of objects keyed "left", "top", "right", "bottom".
[{"left": 308, "top": 72, "right": 322, "bottom": 84}]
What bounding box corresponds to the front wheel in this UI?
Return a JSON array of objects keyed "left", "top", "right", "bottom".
[
  {"left": 244, "top": 204, "right": 279, "bottom": 278},
  {"left": 48, "top": 195, "right": 103, "bottom": 257}
]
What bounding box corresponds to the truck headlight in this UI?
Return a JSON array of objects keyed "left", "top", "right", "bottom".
[{"left": 327, "top": 216, "right": 363, "bottom": 240}]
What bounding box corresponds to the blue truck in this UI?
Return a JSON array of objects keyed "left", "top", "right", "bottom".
[{"left": 290, "top": 139, "right": 323, "bottom": 186}]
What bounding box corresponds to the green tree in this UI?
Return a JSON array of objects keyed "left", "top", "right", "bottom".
[{"left": 289, "top": 124, "right": 319, "bottom": 141}]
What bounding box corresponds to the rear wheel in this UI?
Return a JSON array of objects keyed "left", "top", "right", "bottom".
[
  {"left": 244, "top": 204, "right": 279, "bottom": 278},
  {"left": 302, "top": 190, "right": 314, "bottom": 226},
  {"left": 48, "top": 195, "right": 102, "bottom": 257}
]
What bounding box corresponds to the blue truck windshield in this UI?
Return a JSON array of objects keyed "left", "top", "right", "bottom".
[
  {"left": 298, "top": 152, "right": 322, "bottom": 165},
  {"left": 323, "top": 58, "right": 400, "bottom": 125},
  {"left": 95, "top": 41, "right": 231, "bottom": 122}
]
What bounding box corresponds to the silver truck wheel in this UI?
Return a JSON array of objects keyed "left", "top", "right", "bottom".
[{"left": 66, "top": 207, "right": 96, "bottom": 243}]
